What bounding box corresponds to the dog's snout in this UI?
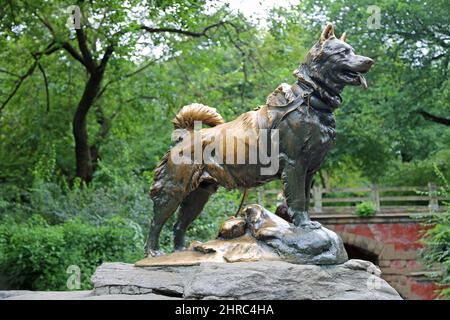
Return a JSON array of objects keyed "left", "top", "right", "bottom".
[{"left": 353, "top": 56, "right": 374, "bottom": 72}]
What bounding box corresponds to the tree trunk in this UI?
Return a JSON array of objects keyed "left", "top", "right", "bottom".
[{"left": 73, "top": 71, "right": 103, "bottom": 183}]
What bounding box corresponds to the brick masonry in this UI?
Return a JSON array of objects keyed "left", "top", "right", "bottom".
[{"left": 318, "top": 218, "right": 439, "bottom": 300}]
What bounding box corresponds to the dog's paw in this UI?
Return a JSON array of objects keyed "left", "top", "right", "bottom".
[
  {"left": 298, "top": 220, "right": 322, "bottom": 230},
  {"left": 292, "top": 211, "right": 322, "bottom": 229}
]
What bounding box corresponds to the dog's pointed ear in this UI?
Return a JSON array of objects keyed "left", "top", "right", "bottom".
[
  {"left": 340, "top": 32, "right": 347, "bottom": 42},
  {"left": 320, "top": 23, "right": 335, "bottom": 43}
]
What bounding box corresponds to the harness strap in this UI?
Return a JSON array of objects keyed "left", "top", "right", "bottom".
[
  {"left": 268, "top": 95, "right": 306, "bottom": 130},
  {"left": 266, "top": 91, "right": 334, "bottom": 130}
]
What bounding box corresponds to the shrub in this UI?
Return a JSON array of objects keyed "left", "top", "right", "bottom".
[
  {"left": 185, "top": 188, "right": 241, "bottom": 246},
  {"left": 0, "top": 215, "right": 144, "bottom": 290},
  {"left": 420, "top": 208, "right": 450, "bottom": 299},
  {"left": 420, "top": 167, "right": 450, "bottom": 299},
  {"left": 355, "top": 201, "right": 376, "bottom": 217},
  {"left": 0, "top": 166, "right": 244, "bottom": 262}
]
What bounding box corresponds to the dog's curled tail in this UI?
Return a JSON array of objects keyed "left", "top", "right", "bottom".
[{"left": 172, "top": 103, "right": 224, "bottom": 130}]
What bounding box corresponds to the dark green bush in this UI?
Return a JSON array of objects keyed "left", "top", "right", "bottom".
[
  {"left": 0, "top": 215, "right": 144, "bottom": 290},
  {"left": 185, "top": 188, "right": 241, "bottom": 246},
  {"left": 2, "top": 178, "right": 153, "bottom": 228}
]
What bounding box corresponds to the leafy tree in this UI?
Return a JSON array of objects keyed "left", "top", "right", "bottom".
[{"left": 1, "top": 0, "right": 246, "bottom": 183}]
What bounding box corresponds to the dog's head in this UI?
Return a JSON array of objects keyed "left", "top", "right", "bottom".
[{"left": 295, "top": 24, "right": 374, "bottom": 105}]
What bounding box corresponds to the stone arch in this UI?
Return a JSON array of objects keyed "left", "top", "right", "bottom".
[
  {"left": 338, "top": 231, "right": 386, "bottom": 265},
  {"left": 339, "top": 231, "right": 385, "bottom": 255}
]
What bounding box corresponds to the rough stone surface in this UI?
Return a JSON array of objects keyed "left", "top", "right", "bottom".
[
  {"left": 92, "top": 262, "right": 186, "bottom": 297},
  {"left": 0, "top": 290, "right": 179, "bottom": 300},
  {"left": 0, "top": 259, "right": 401, "bottom": 300},
  {"left": 92, "top": 260, "right": 401, "bottom": 300}
]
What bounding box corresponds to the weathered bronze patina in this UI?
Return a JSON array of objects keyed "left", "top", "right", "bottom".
[{"left": 145, "top": 24, "right": 374, "bottom": 258}]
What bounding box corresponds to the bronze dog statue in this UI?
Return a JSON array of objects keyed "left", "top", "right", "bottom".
[{"left": 145, "top": 24, "right": 373, "bottom": 256}]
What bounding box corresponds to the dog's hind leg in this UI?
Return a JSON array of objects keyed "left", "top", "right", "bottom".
[
  {"left": 173, "top": 181, "right": 218, "bottom": 251},
  {"left": 145, "top": 187, "right": 187, "bottom": 257}
]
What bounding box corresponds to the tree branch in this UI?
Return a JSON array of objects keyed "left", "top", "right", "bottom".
[
  {"left": 393, "top": 30, "right": 449, "bottom": 49},
  {"left": 37, "top": 13, "right": 89, "bottom": 69},
  {"left": 37, "top": 14, "right": 56, "bottom": 36},
  {"left": 431, "top": 53, "right": 447, "bottom": 61},
  {"left": 35, "top": 58, "right": 50, "bottom": 112},
  {"left": 222, "top": 24, "right": 251, "bottom": 103},
  {"left": 76, "top": 27, "right": 97, "bottom": 71},
  {"left": 417, "top": 109, "right": 450, "bottom": 126},
  {"left": 98, "top": 45, "right": 114, "bottom": 73},
  {"left": 0, "top": 43, "right": 59, "bottom": 112},
  {"left": 94, "top": 21, "right": 232, "bottom": 102},
  {"left": 0, "top": 62, "right": 37, "bottom": 112},
  {"left": 61, "top": 42, "right": 88, "bottom": 68},
  {"left": 0, "top": 69, "right": 21, "bottom": 78},
  {"left": 140, "top": 21, "right": 227, "bottom": 37},
  {"left": 95, "top": 58, "right": 158, "bottom": 102}
]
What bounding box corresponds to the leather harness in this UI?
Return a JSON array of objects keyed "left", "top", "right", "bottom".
[{"left": 265, "top": 89, "right": 335, "bottom": 130}]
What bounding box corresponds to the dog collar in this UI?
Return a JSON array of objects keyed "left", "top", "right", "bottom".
[{"left": 296, "top": 78, "right": 342, "bottom": 112}]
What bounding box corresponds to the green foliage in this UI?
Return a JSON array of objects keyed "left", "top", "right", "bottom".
[
  {"left": 383, "top": 150, "right": 450, "bottom": 187},
  {"left": 0, "top": 215, "right": 143, "bottom": 290},
  {"left": 187, "top": 189, "right": 241, "bottom": 244},
  {"left": 355, "top": 201, "right": 376, "bottom": 217},
  {"left": 1, "top": 157, "right": 154, "bottom": 229},
  {"left": 156, "top": 188, "right": 241, "bottom": 252},
  {"left": 421, "top": 208, "right": 450, "bottom": 299}
]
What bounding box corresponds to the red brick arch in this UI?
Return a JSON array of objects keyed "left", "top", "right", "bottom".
[
  {"left": 324, "top": 223, "right": 439, "bottom": 300},
  {"left": 339, "top": 231, "right": 385, "bottom": 256}
]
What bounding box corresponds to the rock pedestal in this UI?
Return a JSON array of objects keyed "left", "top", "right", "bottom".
[
  {"left": 0, "top": 260, "right": 402, "bottom": 300},
  {"left": 90, "top": 204, "right": 399, "bottom": 300},
  {"left": 91, "top": 260, "right": 402, "bottom": 300}
]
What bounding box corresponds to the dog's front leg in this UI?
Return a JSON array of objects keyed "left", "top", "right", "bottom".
[
  {"left": 281, "top": 156, "right": 321, "bottom": 229},
  {"left": 304, "top": 172, "right": 314, "bottom": 212}
]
